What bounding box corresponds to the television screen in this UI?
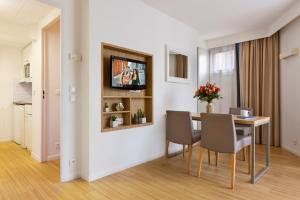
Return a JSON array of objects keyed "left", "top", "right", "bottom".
[{"left": 111, "top": 56, "right": 146, "bottom": 90}]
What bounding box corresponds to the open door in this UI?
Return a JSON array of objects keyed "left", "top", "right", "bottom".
[{"left": 42, "top": 18, "right": 61, "bottom": 162}]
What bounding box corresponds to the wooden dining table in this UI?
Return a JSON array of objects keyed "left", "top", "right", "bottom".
[{"left": 192, "top": 113, "right": 271, "bottom": 184}]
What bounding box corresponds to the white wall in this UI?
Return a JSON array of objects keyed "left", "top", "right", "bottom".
[
  {"left": 37, "top": 0, "right": 90, "bottom": 182},
  {"left": 0, "top": 46, "right": 22, "bottom": 141},
  {"left": 280, "top": 16, "right": 300, "bottom": 156},
  {"left": 88, "top": 0, "right": 200, "bottom": 181}
]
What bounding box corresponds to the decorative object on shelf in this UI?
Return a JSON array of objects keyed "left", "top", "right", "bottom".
[
  {"left": 194, "top": 82, "right": 222, "bottom": 113},
  {"left": 116, "top": 117, "right": 124, "bottom": 125},
  {"left": 110, "top": 115, "right": 118, "bottom": 128},
  {"left": 104, "top": 102, "right": 110, "bottom": 112},
  {"left": 115, "top": 102, "right": 125, "bottom": 111},
  {"left": 137, "top": 108, "right": 146, "bottom": 124},
  {"left": 133, "top": 113, "right": 139, "bottom": 124}
]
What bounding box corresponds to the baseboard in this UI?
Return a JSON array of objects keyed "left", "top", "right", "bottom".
[
  {"left": 61, "top": 173, "right": 80, "bottom": 182},
  {"left": 47, "top": 154, "right": 60, "bottom": 161},
  {"left": 88, "top": 151, "right": 164, "bottom": 182},
  {"left": 282, "top": 145, "right": 300, "bottom": 157},
  {"left": 0, "top": 138, "right": 12, "bottom": 142},
  {"left": 31, "top": 152, "right": 42, "bottom": 162}
]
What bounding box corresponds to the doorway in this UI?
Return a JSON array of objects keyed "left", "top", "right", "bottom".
[
  {"left": 0, "top": 0, "right": 62, "bottom": 186},
  {"left": 42, "top": 18, "right": 61, "bottom": 162}
]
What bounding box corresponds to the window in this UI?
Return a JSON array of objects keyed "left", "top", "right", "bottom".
[
  {"left": 210, "top": 45, "right": 235, "bottom": 74},
  {"left": 209, "top": 45, "right": 237, "bottom": 113}
]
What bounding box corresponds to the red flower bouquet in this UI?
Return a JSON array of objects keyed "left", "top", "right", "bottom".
[{"left": 194, "top": 82, "right": 222, "bottom": 103}]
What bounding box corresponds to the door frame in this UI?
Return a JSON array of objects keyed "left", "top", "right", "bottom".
[{"left": 41, "top": 16, "right": 61, "bottom": 162}]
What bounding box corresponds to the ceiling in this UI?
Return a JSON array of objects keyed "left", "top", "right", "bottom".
[
  {"left": 0, "top": 0, "right": 56, "bottom": 48},
  {"left": 141, "top": 0, "right": 297, "bottom": 40}
]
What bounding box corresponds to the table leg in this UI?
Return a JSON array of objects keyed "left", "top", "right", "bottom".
[
  {"left": 266, "top": 122, "right": 270, "bottom": 167},
  {"left": 251, "top": 122, "right": 271, "bottom": 184},
  {"left": 251, "top": 124, "right": 255, "bottom": 184}
]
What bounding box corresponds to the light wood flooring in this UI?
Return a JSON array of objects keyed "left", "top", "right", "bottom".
[{"left": 1, "top": 142, "right": 300, "bottom": 200}]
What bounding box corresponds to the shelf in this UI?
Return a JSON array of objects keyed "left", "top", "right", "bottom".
[
  {"left": 103, "top": 96, "right": 152, "bottom": 99},
  {"left": 102, "top": 122, "right": 153, "bottom": 132},
  {"left": 131, "top": 122, "right": 153, "bottom": 128},
  {"left": 131, "top": 96, "right": 152, "bottom": 99},
  {"left": 102, "top": 111, "right": 130, "bottom": 115},
  {"left": 103, "top": 96, "right": 130, "bottom": 99},
  {"left": 102, "top": 125, "right": 131, "bottom": 132}
]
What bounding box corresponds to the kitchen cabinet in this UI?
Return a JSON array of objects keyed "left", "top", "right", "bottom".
[
  {"left": 24, "top": 105, "right": 32, "bottom": 151},
  {"left": 13, "top": 105, "right": 25, "bottom": 145},
  {"left": 13, "top": 104, "right": 32, "bottom": 150}
]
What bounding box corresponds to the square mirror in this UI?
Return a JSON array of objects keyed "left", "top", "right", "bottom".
[{"left": 165, "top": 45, "right": 190, "bottom": 83}]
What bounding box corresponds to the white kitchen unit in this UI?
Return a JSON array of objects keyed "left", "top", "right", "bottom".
[
  {"left": 24, "top": 105, "right": 32, "bottom": 151},
  {"left": 13, "top": 105, "right": 25, "bottom": 145},
  {"left": 19, "top": 43, "right": 33, "bottom": 83},
  {"left": 13, "top": 104, "right": 32, "bottom": 150}
]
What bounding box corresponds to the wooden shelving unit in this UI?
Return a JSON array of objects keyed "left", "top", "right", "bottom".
[
  {"left": 101, "top": 43, "right": 153, "bottom": 132},
  {"left": 102, "top": 111, "right": 130, "bottom": 115}
]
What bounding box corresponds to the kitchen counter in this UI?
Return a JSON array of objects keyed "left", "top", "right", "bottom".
[{"left": 13, "top": 101, "right": 32, "bottom": 105}]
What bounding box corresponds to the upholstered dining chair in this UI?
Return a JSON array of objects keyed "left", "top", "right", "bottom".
[
  {"left": 229, "top": 107, "right": 253, "bottom": 160},
  {"left": 197, "top": 113, "right": 251, "bottom": 189},
  {"left": 166, "top": 110, "right": 210, "bottom": 174}
]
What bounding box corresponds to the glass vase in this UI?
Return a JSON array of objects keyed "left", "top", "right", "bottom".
[{"left": 206, "top": 102, "right": 213, "bottom": 113}]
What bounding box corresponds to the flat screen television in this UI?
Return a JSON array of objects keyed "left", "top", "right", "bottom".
[{"left": 111, "top": 56, "right": 147, "bottom": 90}]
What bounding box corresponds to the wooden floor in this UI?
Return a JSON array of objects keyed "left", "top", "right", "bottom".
[{"left": 1, "top": 142, "right": 300, "bottom": 200}]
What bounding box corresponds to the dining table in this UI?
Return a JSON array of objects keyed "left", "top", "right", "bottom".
[{"left": 191, "top": 113, "right": 271, "bottom": 184}]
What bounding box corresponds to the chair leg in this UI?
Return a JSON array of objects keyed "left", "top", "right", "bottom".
[
  {"left": 187, "top": 145, "right": 193, "bottom": 174},
  {"left": 208, "top": 150, "right": 211, "bottom": 165},
  {"left": 215, "top": 152, "right": 219, "bottom": 166},
  {"left": 243, "top": 148, "right": 246, "bottom": 161},
  {"left": 165, "top": 140, "right": 170, "bottom": 159},
  {"left": 197, "top": 147, "right": 206, "bottom": 177},
  {"left": 183, "top": 145, "right": 185, "bottom": 159},
  {"left": 247, "top": 145, "right": 251, "bottom": 174},
  {"left": 230, "top": 153, "right": 236, "bottom": 189}
]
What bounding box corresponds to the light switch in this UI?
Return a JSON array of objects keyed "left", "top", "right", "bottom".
[
  {"left": 68, "top": 53, "right": 82, "bottom": 62},
  {"left": 69, "top": 86, "right": 76, "bottom": 94}
]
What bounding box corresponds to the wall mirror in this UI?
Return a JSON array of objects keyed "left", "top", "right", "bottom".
[{"left": 165, "top": 45, "right": 190, "bottom": 83}]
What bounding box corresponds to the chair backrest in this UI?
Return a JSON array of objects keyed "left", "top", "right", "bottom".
[
  {"left": 229, "top": 107, "right": 253, "bottom": 116},
  {"left": 166, "top": 110, "right": 194, "bottom": 145},
  {"left": 201, "top": 113, "right": 236, "bottom": 153}
]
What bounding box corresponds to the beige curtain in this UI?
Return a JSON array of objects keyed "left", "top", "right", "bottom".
[
  {"left": 176, "top": 55, "right": 187, "bottom": 78},
  {"left": 241, "top": 32, "right": 280, "bottom": 147}
]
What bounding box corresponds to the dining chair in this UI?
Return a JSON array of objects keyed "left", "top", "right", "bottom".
[
  {"left": 197, "top": 113, "right": 251, "bottom": 189},
  {"left": 166, "top": 110, "right": 210, "bottom": 174},
  {"left": 229, "top": 107, "right": 253, "bottom": 160}
]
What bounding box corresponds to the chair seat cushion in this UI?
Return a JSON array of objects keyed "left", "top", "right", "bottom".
[
  {"left": 235, "top": 125, "right": 252, "bottom": 136},
  {"left": 192, "top": 130, "right": 201, "bottom": 143},
  {"left": 236, "top": 135, "right": 251, "bottom": 152}
]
